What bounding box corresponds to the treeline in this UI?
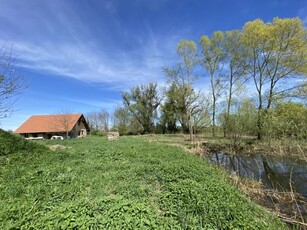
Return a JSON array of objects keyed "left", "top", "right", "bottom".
[{"left": 88, "top": 17, "right": 307, "bottom": 140}]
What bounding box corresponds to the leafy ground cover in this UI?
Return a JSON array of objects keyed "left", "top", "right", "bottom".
[
  {"left": 0, "top": 129, "right": 47, "bottom": 156},
  {"left": 0, "top": 132, "right": 287, "bottom": 229}
]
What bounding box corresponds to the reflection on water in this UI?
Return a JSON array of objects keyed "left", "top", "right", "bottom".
[{"left": 206, "top": 153, "right": 307, "bottom": 197}]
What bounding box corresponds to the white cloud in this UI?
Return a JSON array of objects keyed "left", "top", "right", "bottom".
[
  {"left": 298, "top": 7, "right": 307, "bottom": 26},
  {"left": 60, "top": 97, "right": 122, "bottom": 111},
  {"left": 1, "top": 36, "right": 177, "bottom": 91},
  {"left": 0, "top": 0, "right": 183, "bottom": 91}
]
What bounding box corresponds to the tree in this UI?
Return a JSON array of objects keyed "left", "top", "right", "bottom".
[
  {"left": 241, "top": 17, "right": 307, "bottom": 139},
  {"left": 86, "top": 111, "right": 102, "bottom": 131},
  {"left": 122, "top": 82, "right": 161, "bottom": 134},
  {"left": 191, "top": 93, "right": 211, "bottom": 134},
  {"left": 0, "top": 44, "right": 27, "bottom": 118},
  {"left": 200, "top": 31, "right": 226, "bottom": 137},
  {"left": 263, "top": 101, "right": 307, "bottom": 139},
  {"left": 86, "top": 110, "right": 110, "bottom": 132},
  {"left": 99, "top": 110, "right": 110, "bottom": 132},
  {"left": 222, "top": 30, "right": 249, "bottom": 137},
  {"left": 219, "top": 98, "right": 257, "bottom": 146},
  {"left": 113, "top": 106, "right": 130, "bottom": 135},
  {"left": 160, "top": 83, "right": 180, "bottom": 134},
  {"left": 164, "top": 40, "right": 199, "bottom": 141},
  {"left": 53, "top": 110, "right": 74, "bottom": 139}
]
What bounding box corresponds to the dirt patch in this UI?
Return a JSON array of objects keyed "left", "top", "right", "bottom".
[{"left": 48, "top": 144, "right": 68, "bottom": 151}]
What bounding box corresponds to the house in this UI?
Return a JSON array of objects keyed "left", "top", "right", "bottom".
[{"left": 15, "top": 113, "right": 90, "bottom": 139}]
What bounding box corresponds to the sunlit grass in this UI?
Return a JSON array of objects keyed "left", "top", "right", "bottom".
[{"left": 0, "top": 133, "right": 287, "bottom": 229}]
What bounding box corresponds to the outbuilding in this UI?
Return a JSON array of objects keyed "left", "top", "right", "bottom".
[{"left": 15, "top": 113, "right": 90, "bottom": 139}]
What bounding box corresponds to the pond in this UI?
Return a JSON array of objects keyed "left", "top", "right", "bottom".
[{"left": 205, "top": 152, "right": 307, "bottom": 198}]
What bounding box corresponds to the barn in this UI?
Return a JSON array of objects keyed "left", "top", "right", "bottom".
[{"left": 15, "top": 113, "right": 90, "bottom": 139}]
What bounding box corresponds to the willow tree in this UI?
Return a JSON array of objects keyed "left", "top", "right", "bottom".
[
  {"left": 122, "top": 82, "right": 161, "bottom": 134},
  {"left": 200, "top": 31, "right": 226, "bottom": 137},
  {"left": 241, "top": 17, "right": 307, "bottom": 139},
  {"left": 164, "top": 40, "right": 198, "bottom": 141},
  {"left": 160, "top": 83, "right": 180, "bottom": 134}
]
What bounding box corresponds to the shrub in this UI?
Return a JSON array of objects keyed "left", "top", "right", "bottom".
[{"left": 0, "top": 129, "right": 48, "bottom": 155}]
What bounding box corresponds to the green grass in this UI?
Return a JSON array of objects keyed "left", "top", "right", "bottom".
[
  {"left": 0, "top": 132, "right": 287, "bottom": 229},
  {"left": 0, "top": 129, "right": 48, "bottom": 156}
]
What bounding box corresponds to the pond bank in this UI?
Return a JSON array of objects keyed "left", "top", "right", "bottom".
[
  {"left": 199, "top": 138, "right": 307, "bottom": 161},
  {"left": 196, "top": 139, "right": 307, "bottom": 228},
  {"left": 206, "top": 152, "right": 307, "bottom": 197},
  {"left": 204, "top": 152, "right": 307, "bottom": 226}
]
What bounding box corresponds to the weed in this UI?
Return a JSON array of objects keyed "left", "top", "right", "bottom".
[{"left": 0, "top": 134, "right": 287, "bottom": 229}]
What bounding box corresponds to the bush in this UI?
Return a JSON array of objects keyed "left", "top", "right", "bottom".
[
  {"left": 0, "top": 129, "right": 48, "bottom": 155},
  {"left": 90, "top": 130, "right": 108, "bottom": 137}
]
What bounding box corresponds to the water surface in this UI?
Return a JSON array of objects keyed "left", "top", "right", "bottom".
[{"left": 206, "top": 152, "right": 307, "bottom": 197}]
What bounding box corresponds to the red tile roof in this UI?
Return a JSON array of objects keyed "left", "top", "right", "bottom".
[{"left": 15, "top": 114, "right": 83, "bottom": 134}]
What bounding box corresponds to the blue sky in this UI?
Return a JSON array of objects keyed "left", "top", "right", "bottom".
[{"left": 1, "top": 0, "right": 306, "bottom": 130}]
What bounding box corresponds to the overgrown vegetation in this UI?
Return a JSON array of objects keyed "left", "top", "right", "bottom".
[
  {"left": 0, "top": 132, "right": 287, "bottom": 229},
  {"left": 0, "top": 129, "right": 47, "bottom": 156}
]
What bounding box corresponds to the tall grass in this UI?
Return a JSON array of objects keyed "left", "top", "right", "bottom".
[{"left": 0, "top": 133, "right": 287, "bottom": 229}]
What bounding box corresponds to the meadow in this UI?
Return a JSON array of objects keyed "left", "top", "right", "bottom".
[{"left": 0, "top": 131, "right": 287, "bottom": 229}]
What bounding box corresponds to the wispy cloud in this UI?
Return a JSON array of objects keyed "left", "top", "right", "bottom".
[
  {"left": 0, "top": 0, "right": 182, "bottom": 91},
  {"left": 59, "top": 97, "right": 122, "bottom": 112},
  {"left": 298, "top": 7, "right": 307, "bottom": 26},
  {"left": 7, "top": 36, "right": 178, "bottom": 91}
]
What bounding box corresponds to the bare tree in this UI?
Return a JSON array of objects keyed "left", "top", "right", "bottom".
[
  {"left": 86, "top": 111, "right": 102, "bottom": 131},
  {"left": 52, "top": 109, "right": 74, "bottom": 139},
  {"left": 86, "top": 110, "right": 110, "bottom": 132},
  {"left": 99, "top": 110, "right": 110, "bottom": 132},
  {"left": 0, "top": 44, "right": 28, "bottom": 118}
]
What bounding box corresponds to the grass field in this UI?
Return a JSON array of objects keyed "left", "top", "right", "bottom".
[{"left": 0, "top": 131, "right": 287, "bottom": 229}]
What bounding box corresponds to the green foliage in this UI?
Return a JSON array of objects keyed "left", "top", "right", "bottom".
[
  {"left": 160, "top": 83, "right": 187, "bottom": 133},
  {"left": 113, "top": 106, "right": 131, "bottom": 135},
  {"left": 0, "top": 133, "right": 287, "bottom": 229},
  {"left": 220, "top": 99, "right": 258, "bottom": 138},
  {"left": 198, "top": 18, "right": 307, "bottom": 139},
  {"left": 123, "top": 82, "right": 161, "bottom": 134},
  {"left": 177, "top": 40, "right": 198, "bottom": 75},
  {"left": 0, "top": 129, "right": 48, "bottom": 155},
  {"left": 162, "top": 71, "right": 194, "bottom": 134},
  {"left": 263, "top": 101, "right": 307, "bottom": 139},
  {"left": 164, "top": 40, "right": 200, "bottom": 138},
  {"left": 241, "top": 17, "right": 307, "bottom": 139},
  {"left": 90, "top": 130, "right": 108, "bottom": 137}
]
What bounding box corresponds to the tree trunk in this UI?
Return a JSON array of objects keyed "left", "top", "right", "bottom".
[
  {"left": 257, "top": 107, "right": 263, "bottom": 140},
  {"left": 188, "top": 108, "right": 193, "bottom": 143},
  {"left": 224, "top": 75, "right": 233, "bottom": 138},
  {"left": 212, "top": 95, "right": 216, "bottom": 137}
]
